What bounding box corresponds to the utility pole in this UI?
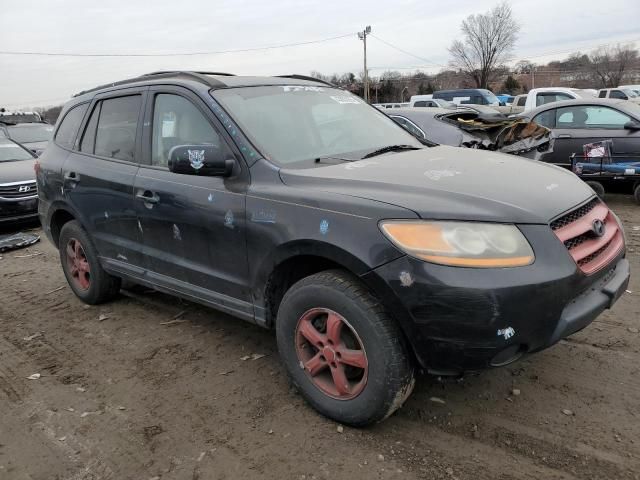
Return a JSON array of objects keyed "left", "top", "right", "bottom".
[{"left": 358, "top": 26, "right": 371, "bottom": 103}]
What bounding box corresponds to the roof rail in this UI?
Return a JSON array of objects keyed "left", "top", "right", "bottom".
[
  {"left": 277, "top": 74, "right": 336, "bottom": 87},
  {"left": 73, "top": 70, "right": 232, "bottom": 98}
]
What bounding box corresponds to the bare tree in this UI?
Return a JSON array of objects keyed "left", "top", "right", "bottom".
[
  {"left": 448, "top": 2, "right": 520, "bottom": 89},
  {"left": 589, "top": 44, "right": 638, "bottom": 88}
]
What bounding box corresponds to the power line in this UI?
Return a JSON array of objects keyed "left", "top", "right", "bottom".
[
  {"left": 0, "top": 33, "right": 355, "bottom": 57},
  {"left": 369, "top": 35, "right": 446, "bottom": 67}
]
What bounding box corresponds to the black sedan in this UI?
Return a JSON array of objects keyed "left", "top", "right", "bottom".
[
  {"left": 518, "top": 99, "right": 640, "bottom": 167},
  {"left": 0, "top": 137, "right": 39, "bottom": 224}
]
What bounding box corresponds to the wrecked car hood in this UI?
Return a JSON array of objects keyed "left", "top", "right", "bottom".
[
  {"left": 437, "top": 111, "right": 552, "bottom": 159},
  {"left": 280, "top": 146, "right": 593, "bottom": 224}
]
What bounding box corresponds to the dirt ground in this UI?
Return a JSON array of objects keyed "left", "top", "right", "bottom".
[{"left": 1, "top": 195, "right": 639, "bottom": 480}]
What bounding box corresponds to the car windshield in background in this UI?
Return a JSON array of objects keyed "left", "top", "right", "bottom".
[
  {"left": 212, "top": 86, "right": 421, "bottom": 166},
  {"left": 7, "top": 124, "right": 54, "bottom": 143},
  {"left": 0, "top": 138, "right": 34, "bottom": 162},
  {"left": 622, "top": 88, "right": 639, "bottom": 98},
  {"left": 482, "top": 91, "right": 500, "bottom": 104},
  {"left": 0, "top": 113, "right": 41, "bottom": 123}
]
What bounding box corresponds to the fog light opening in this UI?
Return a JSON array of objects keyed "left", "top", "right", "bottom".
[{"left": 490, "top": 344, "right": 526, "bottom": 367}]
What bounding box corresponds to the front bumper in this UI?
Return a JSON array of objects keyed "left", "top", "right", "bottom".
[
  {"left": 363, "top": 224, "right": 630, "bottom": 374},
  {"left": 0, "top": 197, "right": 39, "bottom": 223}
]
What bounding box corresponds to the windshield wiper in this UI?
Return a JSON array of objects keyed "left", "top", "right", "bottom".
[
  {"left": 362, "top": 144, "right": 421, "bottom": 159},
  {"left": 314, "top": 156, "right": 358, "bottom": 164}
]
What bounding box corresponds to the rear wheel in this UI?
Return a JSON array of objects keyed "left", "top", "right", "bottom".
[
  {"left": 586, "top": 181, "right": 605, "bottom": 198},
  {"left": 58, "top": 221, "right": 121, "bottom": 304},
  {"left": 276, "top": 270, "right": 415, "bottom": 426}
]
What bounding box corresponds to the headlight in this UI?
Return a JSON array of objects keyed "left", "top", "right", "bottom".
[{"left": 380, "top": 221, "right": 534, "bottom": 268}]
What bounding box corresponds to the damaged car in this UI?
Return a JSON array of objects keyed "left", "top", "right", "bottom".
[
  {"left": 388, "top": 107, "right": 553, "bottom": 159},
  {"left": 38, "top": 71, "right": 629, "bottom": 426}
]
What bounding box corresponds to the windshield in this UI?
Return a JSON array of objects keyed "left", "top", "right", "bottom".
[
  {"left": 212, "top": 86, "right": 421, "bottom": 166},
  {"left": 0, "top": 113, "right": 41, "bottom": 123},
  {"left": 7, "top": 124, "right": 54, "bottom": 143},
  {"left": 482, "top": 91, "right": 500, "bottom": 105},
  {"left": 621, "top": 88, "right": 639, "bottom": 98},
  {"left": 0, "top": 138, "right": 34, "bottom": 162}
]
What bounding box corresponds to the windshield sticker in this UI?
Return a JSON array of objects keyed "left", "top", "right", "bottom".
[
  {"left": 330, "top": 95, "right": 360, "bottom": 105},
  {"left": 281, "top": 86, "right": 324, "bottom": 93}
]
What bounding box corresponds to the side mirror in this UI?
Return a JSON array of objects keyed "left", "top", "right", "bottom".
[
  {"left": 623, "top": 121, "right": 640, "bottom": 131},
  {"left": 168, "top": 145, "right": 235, "bottom": 177}
]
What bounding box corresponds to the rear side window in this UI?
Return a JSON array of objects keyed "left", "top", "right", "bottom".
[
  {"left": 55, "top": 103, "right": 88, "bottom": 149},
  {"left": 598, "top": 90, "right": 607, "bottom": 98},
  {"left": 533, "top": 109, "right": 556, "bottom": 129},
  {"left": 92, "top": 95, "right": 141, "bottom": 161},
  {"left": 516, "top": 96, "right": 527, "bottom": 106}
]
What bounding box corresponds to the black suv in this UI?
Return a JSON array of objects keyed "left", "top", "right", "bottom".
[{"left": 37, "top": 71, "right": 630, "bottom": 426}]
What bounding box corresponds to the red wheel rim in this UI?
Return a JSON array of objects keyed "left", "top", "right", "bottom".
[
  {"left": 65, "top": 238, "right": 91, "bottom": 290},
  {"left": 295, "top": 308, "right": 368, "bottom": 400}
]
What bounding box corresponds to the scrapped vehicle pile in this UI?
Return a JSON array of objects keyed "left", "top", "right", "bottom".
[{"left": 440, "top": 110, "right": 552, "bottom": 156}]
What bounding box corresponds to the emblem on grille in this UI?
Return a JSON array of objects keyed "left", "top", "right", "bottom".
[
  {"left": 592, "top": 219, "right": 606, "bottom": 237},
  {"left": 18, "top": 185, "right": 31, "bottom": 193}
]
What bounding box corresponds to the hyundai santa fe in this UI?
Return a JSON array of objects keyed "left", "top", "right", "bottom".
[{"left": 37, "top": 71, "right": 630, "bottom": 426}]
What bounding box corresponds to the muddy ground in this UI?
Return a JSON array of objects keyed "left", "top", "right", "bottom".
[{"left": 1, "top": 194, "right": 639, "bottom": 480}]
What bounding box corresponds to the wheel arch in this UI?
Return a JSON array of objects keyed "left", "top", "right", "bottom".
[
  {"left": 47, "top": 202, "right": 84, "bottom": 247},
  {"left": 256, "top": 240, "right": 375, "bottom": 328}
]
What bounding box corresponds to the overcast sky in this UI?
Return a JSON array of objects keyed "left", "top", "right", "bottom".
[{"left": 1, "top": 0, "right": 638, "bottom": 108}]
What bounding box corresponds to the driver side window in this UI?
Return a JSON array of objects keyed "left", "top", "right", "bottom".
[{"left": 151, "top": 94, "right": 230, "bottom": 167}]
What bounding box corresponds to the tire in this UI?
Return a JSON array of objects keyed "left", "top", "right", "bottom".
[
  {"left": 586, "top": 181, "right": 605, "bottom": 198},
  {"left": 276, "top": 270, "right": 415, "bottom": 426},
  {"left": 58, "top": 220, "right": 121, "bottom": 304},
  {"left": 634, "top": 183, "right": 640, "bottom": 205}
]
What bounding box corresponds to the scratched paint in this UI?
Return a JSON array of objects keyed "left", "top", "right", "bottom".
[
  {"left": 172, "top": 224, "right": 182, "bottom": 241},
  {"left": 137, "top": 220, "right": 143, "bottom": 234},
  {"left": 319, "top": 219, "right": 329, "bottom": 235},
  {"left": 399, "top": 271, "right": 414, "bottom": 287},
  {"left": 224, "top": 210, "right": 234, "bottom": 229},
  {"left": 345, "top": 160, "right": 378, "bottom": 170},
  {"left": 546, "top": 183, "right": 559, "bottom": 191},
  {"left": 104, "top": 211, "right": 109, "bottom": 219},
  {"left": 497, "top": 327, "right": 515, "bottom": 340},
  {"left": 251, "top": 209, "right": 277, "bottom": 224},
  {"left": 424, "top": 170, "right": 462, "bottom": 181},
  {"left": 207, "top": 193, "right": 215, "bottom": 203}
]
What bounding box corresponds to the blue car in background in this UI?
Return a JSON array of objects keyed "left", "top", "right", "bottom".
[{"left": 496, "top": 93, "right": 515, "bottom": 105}]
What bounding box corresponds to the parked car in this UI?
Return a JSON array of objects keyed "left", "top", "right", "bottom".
[
  {"left": 496, "top": 93, "right": 515, "bottom": 105},
  {"left": 38, "top": 71, "right": 629, "bottom": 426},
  {"left": 495, "top": 87, "right": 596, "bottom": 115},
  {"left": 0, "top": 122, "right": 54, "bottom": 155},
  {"left": 387, "top": 107, "right": 552, "bottom": 158},
  {"left": 598, "top": 88, "right": 640, "bottom": 103},
  {"left": 0, "top": 137, "right": 39, "bottom": 224},
  {"left": 0, "top": 110, "right": 43, "bottom": 123},
  {"left": 408, "top": 96, "right": 456, "bottom": 109},
  {"left": 373, "top": 102, "right": 409, "bottom": 109},
  {"left": 518, "top": 98, "right": 640, "bottom": 168},
  {"left": 433, "top": 88, "right": 500, "bottom": 106},
  {"left": 618, "top": 85, "right": 640, "bottom": 95}
]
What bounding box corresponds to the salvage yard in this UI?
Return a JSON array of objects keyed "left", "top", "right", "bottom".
[{"left": 0, "top": 195, "right": 638, "bottom": 480}]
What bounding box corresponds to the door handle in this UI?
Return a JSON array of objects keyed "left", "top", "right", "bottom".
[
  {"left": 556, "top": 133, "right": 572, "bottom": 139},
  {"left": 64, "top": 171, "right": 80, "bottom": 181},
  {"left": 136, "top": 190, "right": 160, "bottom": 204}
]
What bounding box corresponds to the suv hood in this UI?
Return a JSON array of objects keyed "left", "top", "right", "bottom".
[
  {"left": 0, "top": 158, "right": 36, "bottom": 185},
  {"left": 280, "top": 146, "right": 593, "bottom": 224}
]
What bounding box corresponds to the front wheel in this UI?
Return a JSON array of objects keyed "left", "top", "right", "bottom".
[{"left": 276, "top": 270, "right": 415, "bottom": 426}]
